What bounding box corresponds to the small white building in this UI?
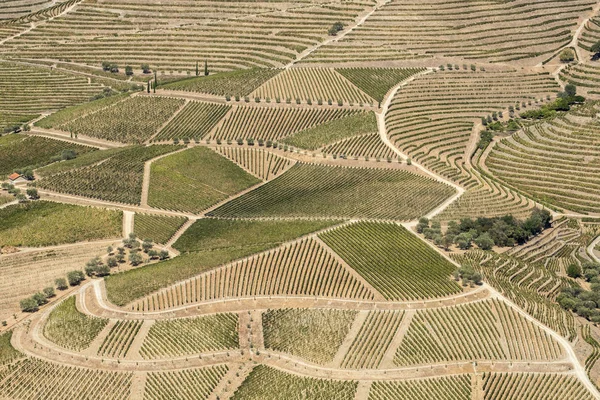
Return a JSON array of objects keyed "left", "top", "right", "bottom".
[{"left": 8, "top": 173, "right": 26, "bottom": 184}]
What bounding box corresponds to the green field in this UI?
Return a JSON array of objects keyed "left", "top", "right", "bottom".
[
  {"left": 106, "top": 219, "right": 339, "bottom": 305},
  {"left": 148, "top": 146, "right": 261, "bottom": 213},
  {"left": 282, "top": 112, "right": 377, "bottom": 150},
  {"left": 0, "top": 201, "right": 122, "bottom": 248},
  {"left": 335, "top": 68, "right": 425, "bottom": 103},
  {"left": 0, "top": 134, "right": 95, "bottom": 176},
  {"left": 209, "top": 163, "right": 456, "bottom": 220},
  {"left": 44, "top": 297, "right": 108, "bottom": 351},
  {"left": 0, "top": 332, "right": 21, "bottom": 365},
  {"left": 133, "top": 213, "right": 187, "bottom": 244},
  {"left": 35, "top": 147, "right": 126, "bottom": 177},
  {"left": 320, "top": 222, "right": 461, "bottom": 300}
]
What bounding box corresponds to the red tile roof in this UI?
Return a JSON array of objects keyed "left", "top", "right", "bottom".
[{"left": 8, "top": 173, "right": 20, "bottom": 180}]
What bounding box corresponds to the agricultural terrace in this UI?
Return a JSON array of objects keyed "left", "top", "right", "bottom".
[
  {"left": 232, "top": 365, "right": 357, "bottom": 400},
  {"left": 0, "top": 201, "right": 122, "bottom": 248},
  {"left": 579, "top": 17, "right": 600, "bottom": 54},
  {"left": 560, "top": 62, "right": 600, "bottom": 97},
  {"left": 97, "top": 320, "right": 142, "bottom": 358},
  {"left": 212, "top": 106, "right": 361, "bottom": 142},
  {"left": 322, "top": 133, "right": 396, "bottom": 160},
  {"left": 133, "top": 213, "right": 187, "bottom": 245},
  {"left": 35, "top": 146, "right": 126, "bottom": 177},
  {"left": 250, "top": 68, "right": 375, "bottom": 105},
  {"left": 213, "top": 147, "right": 293, "bottom": 181},
  {"left": 44, "top": 297, "right": 108, "bottom": 351},
  {"left": 0, "top": 134, "right": 95, "bottom": 176},
  {"left": 283, "top": 111, "right": 377, "bottom": 151},
  {"left": 0, "top": 62, "right": 104, "bottom": 131},
  {"left": 39, "top": 145, "right": 181, "bottom": 204},
  {"left": 335, "top": 68, "right": 425, "bottom": 103},
  {"left": 0, "top": 358, "right": 132, "bottom": 400},
  {"left": 0, "top": 0, "right": 370, "bottom": 72},
  {"left": 136, "top": 238, "right": 375, "bottom": 311},
  {"left": 145, "top": 365, "right": 228, "bottom": 400},
  {"left": 369, "top": 376, "right": 471, "bottom": 400},
  {"left": 140, "top": 313, "right": 238, "bottom": 358},
  {"left": 209, "top": 163, "right": 456, "bottom": 220},
  {"left": 482, "top": 372, "right": 595, "bottom": 400},
  {"left": 148, "top": 146, "right": 261, "bottom": 213},
  {"left": 0, "top": 0, "right": 54, "bottom": 20},
  {"left": 304, "top": 0, "right": 595, "bottom": 65},
  {"left": 485, "top": 103, "right": 600, "bottom": 214},
  {"left": 0, "top": 243, "right": 108, "bottom": 322},
  {"left": 110, "top": 219, "right": 340, "bottom": 306},
  {"left": 386, "top": 68, "right": 559, "bottom": 187},
  {"left": 60, "top": 96, "right": 185, "bottom": 144},
  {"left": 320, "top": 222, "right": 461, "bottom": 300},
  {"left": 162, "top": 69, "right": 280, "bottom": 97},
  {"left": 153, "top": 101, "right": 231, "bottom": 142},
  {"left": 395, "top": 299, "right": 563, "bottom": 366}
]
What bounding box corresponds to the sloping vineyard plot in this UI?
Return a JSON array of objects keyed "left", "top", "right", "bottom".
[
  {"left": 0, "top": 134, "right": 95, "bottom": 176},
  {"left": 213, "top": 147, "right": 293, "bottom": 180},
  {"left": 0, "top": 358, "right": 132, "bottom": 400},
  {"left": 486, "top": 104, "right": 600, "bottom": 214},
  {"left": 145, "top": 365, "right": 229, "bottom": 400},
  {"left": 97, "top": 320, "right": 143, "bottom": 358},
  {"left": 44, "top": 297, "right": 108, "bottom": 351},
  {"left": 162, "top": 69, "right": 281, "bottom": 96},
  {"left": 39, "top": 145, "right": 180, "bottom": 205},
  {"left": 140, "top": 313, "right": 239, "bottom": 358},
  {"left": 335, "top": 68, "right": 425, "bottom": 103},
  {"left": 0, "top": 331, "right": 22, "bottom": 365},
  {"left": 386, "top": 69, "right": 558, "bottom": 186},
  {"left": 134, "top": 238, "right": 375, "bottom": 312},
  {"left": 369, "top": 375, "right": 472, "bottom": 400},
  {"left": 212, "top": 106, "right": 359, "bottom": 142},
  {"left": 0, "top": 0, "right": 368, "bottom": 72},
  {"left": 209, "top": 163, "right": 456, "bottom": 220},
  {"left": 283, "top": 111, "right": 377, "bottom": 151},
  {"left": 560, "top": 62, "right": 600, "bottom": 96},
  {"left": 341, "top": 310, "right": 405, "bottom": 369},
  {"left": 133, "top": 213, "right": 187, "bottom": 245},
  {"left": 305, "top": 0, "right": 594, "bottom": 65},
  {"left": 394, "top": 299, "right": 563, "bottom": 366},
  {"left": 321, "top": 133, "right": 396, "bottom": 160},
  {"left": 320, "top": 222, "right": 461, "bottom": 301},
  {"left": 148, "top": 146, "right": 261, "bottom": 213},
  {"left": 0, "top": 201, "right": 122, "bottom": 248},
  {"left": 0, "top": 61, "right": 103, "bottom": 128},
  {"left": 0, "top": 0, "right": 54, "bottom": 20},
  {"left": 453, "top": 250, "right": 576, "bottom": 340},
  {"left": 232, "top": 365, "right": 357, "bottom": 400},
  {"left": 110, "top": 219, "right": 340, "bottom": 306},
  {"left": 251, "top": 67, "right": 374, "bottom": 104},
  {"left": 153, "top": 101, "right": 231, "bottom": 142},
  {"left": 60, "top": 96, "right": 185, "bottom": 144},
  {"left": 482, "top": 372, "right": 595, "bottom": 400},
  {"left": 263, "top": 308, "right": 357, "bottom": 364}
]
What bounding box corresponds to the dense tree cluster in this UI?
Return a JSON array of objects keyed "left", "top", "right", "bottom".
[
  {"left": 520, "top": 84, "right": 584, "bottom": 119},
  {"left": 328, "top": 22, "right": 344, "bottom": 35},
  {"left": 558, "top": 263, "right": 600, "bottom": 322},
  {"left": 418, "top": 208, "right": 552, "bottom": 250},
  {"left": 453, "top": 265, "right": 482, "bottom": 287}
]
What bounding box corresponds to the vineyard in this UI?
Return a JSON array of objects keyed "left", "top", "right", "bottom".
[
  {"left": 148, "top": 146, "right": 261, "bottom": 213},
  {"left": 135, "top": 237, "right": 376, "bottom": 312},
  {"left": 482, "top": 372, "right": 595, "bottom": 400},
  {"left": 39, "top": 145, "right": 180, "bottom": 204},
  {"left": 209, "top": 163, "right": 456, "bottom": 220},
  {"left": 321, "top": 133, "right": 396, "bottom": 160},
  {"left": 133, "top": 213, "right": 187, "bottom": 245},
  {"left": 0, "top": 134, "right": 95, "bottom": 176},
  {"left": 44, "top": 297, "right": 108, "bottom": 351},
  {"left": 145, "top": 365, "right": 229, "bottom": 400},
  {"left": 212, "top": 106, "right": 360, "bottom": 142},
  {"left": 320, "top": 222, "right": 461, "bottom": 300},
  {"left": 250, "top": 67, "right": 374, "bottom": 105},
  {"left": 335, "top": 68, "right": 425, "bottom": 103},
  {"left": 213, "top": 147, "right": 293, "bottom": 181},
  {"left": 97, "top": 320, "right": 143, "bottom": 358},
  {"left": 140, "top": 313, "right": 239, "bottom": 358},
  {"left": 369, "top": 376, "right": 471, "bottom": 400},
  {"left": 0, "top": 201, "right": 122, "bottom": 247},
  {"left": 162, "top": 69, "right": 281, "bottom": 96},
  {"left": 60, "top": 96, "right": 185, "bottom": 144},
  {"left": 153, "top": 101, "right": 231, "bottom": 142}
]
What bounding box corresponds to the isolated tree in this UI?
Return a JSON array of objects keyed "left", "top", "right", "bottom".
[
  {"left": 125, "top": 65, "right": 133, "bottom": 76},
  {"left": 55, "top": 278, "right": 68, "bottom": 290},
  {"left": 147, "top": 80, "right": 151, "bottom": 93},
  {"left": 141, "top": 63, "right": 151, "bottom": 74},
  {"left": 26, "top": 188, "right": 39, "bottom": 200},
  {"left": 43, "top": 287, "right": 55, "bottom": 298},
  {"left": 564, "top": 83, "right": 577, "bottom": 97},
  {"left": 154, "top": 71, "right": 158, "bottom": 87},
  {"left": 204, "top": 59, "right": 209, "bottom": 76},
  {"left": 67, "top": 270, "right": 85, "bottom": 286},
  {"left": 16, "top": 193, "right": 28, "bottom": 203},
  {"left": 328, "top": 21, "right": 344, "bottom": 35},
  {"left": 142, "top": 239, "right": 153, "bottom": 253},
  {"left": 591, "top": 40, "right": 600, "bottom": 57},
  {"left": 32, "top": 292, "right": 48, "bottom": 306},
  {"left": 567, "top": 263, "right": 583, "bottom": 279},
  {"left": 20, "top": 298, "right": 38, "bottom": 313},
  {"left": 129, "top": 251, "right": 143, "bottom": 266},
  {"left": 196, "top": 61, "right": 199, "bottom": 76},
  {"left": 107, "top": 257, "right": 118, "bottom": 268},
  {"left": 560, "top": 48, "right": 575, "bottom": 62},
  {"left": 159, "top": 250, "right": 170, "bottom": 260}
]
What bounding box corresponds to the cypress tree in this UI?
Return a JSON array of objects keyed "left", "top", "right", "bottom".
[
  {"left": 153, "top": 80, "right": 156, "bottom": 93},
  {"left": 204, "top": 60, "right": 208, "bottom": 76},
  {"left": 147, "top": 80, "right": 151, "bottom": 93},
  {"left": 196, "top": 62, "right": 199, "bottom": 76},
  {"left": 154, "top": 70, "right": 158, "bottom": 87}
]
